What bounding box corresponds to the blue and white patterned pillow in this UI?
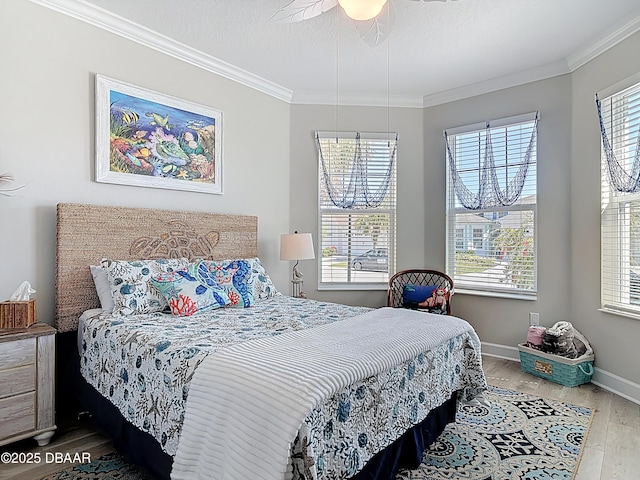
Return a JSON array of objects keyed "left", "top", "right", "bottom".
[
  {"left": 246, "top": 257, "right": 280, "bottom": 300},
  {"left": 198, "top": 259, "right": 254, "bottom": 307},
  {"left": 150, "top": 261, "right": 230, "bottom": 316},
  {"left": 101, "top": 258, "right": 189, "bottom": 316}
]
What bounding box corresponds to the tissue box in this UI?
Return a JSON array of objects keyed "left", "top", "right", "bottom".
[{"left": 0, "top": 299, "right": 36, "bottom": 329}]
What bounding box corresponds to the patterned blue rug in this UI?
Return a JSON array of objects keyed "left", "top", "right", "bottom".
[
  {"left": 41, "top": 451, "right": 152, "bottom": 479},
  {"left": 397, "top": 386, "right": 592, "bottom": 480},
  {"left": 43, "top": 387, "right": 591, "bottom": 480}
]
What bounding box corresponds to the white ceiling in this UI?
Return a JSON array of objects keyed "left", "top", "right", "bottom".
[{"left": 49, "top": 0, "right": 640, "bottom": 106}]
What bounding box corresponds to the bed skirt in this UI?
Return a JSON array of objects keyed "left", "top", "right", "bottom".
[
  {"left": 79, "top": 377, "right": 173, "bottom": 479},
  {"left": 78, "top": 376, "right": 456, "bottom": 480}
]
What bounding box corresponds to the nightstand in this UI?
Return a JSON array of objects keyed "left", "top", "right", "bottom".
[{"left": 0, "top": 323, "right": 56, "bottom": 447}]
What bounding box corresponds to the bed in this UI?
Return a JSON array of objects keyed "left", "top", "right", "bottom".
[{"left": 55, "top": 202, "right": 487, "bottom": 480}]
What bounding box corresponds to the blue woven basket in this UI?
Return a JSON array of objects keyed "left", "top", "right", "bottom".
[{"left": 518, "top": 343, "right": 594, "bottom": 387}]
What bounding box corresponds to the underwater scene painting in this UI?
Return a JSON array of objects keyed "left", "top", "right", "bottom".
[{"left": 96, "top": 75, "right": 222, "bottom": 194}]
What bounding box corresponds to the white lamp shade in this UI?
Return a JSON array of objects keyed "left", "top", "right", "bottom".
[
  {"left": 338, "top": 0, "right": 388, "bottom": 21},
  {"left": 280, "top": 232, "right": 315, "bottom": 261}
]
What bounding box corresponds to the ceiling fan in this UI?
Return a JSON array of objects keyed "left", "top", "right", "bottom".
[{"left": 271, "top": 0, "right": 460, "bottom": 47}]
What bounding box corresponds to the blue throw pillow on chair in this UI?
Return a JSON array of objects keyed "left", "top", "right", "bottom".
[{"left": 402, "top": 284, "right": 437, "bottom": 309}]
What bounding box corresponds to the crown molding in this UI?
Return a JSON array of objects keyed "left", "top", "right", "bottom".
[
  {"left": 424, "top": 11, "right": 640, "bottom": 108},
  {"left": 567, "top": 12, "right": 640, "bottom": 71},
  {"left": 27, "top": 0, "right": 640, "bottom": 109},
  {"left": 422, "top": 60, "right": 571, "bottom": 108},
  {"left": 28, "top": 0, "right": 293, "bottom": 103},
  {"left": 291, "top": 91, "right": 423, "bottom": 108}
]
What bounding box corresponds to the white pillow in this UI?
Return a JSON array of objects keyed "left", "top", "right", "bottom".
[{"left": 90, "top": 265, "right": 115, "bottom": 313}]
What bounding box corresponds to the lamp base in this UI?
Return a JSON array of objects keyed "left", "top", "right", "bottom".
[{"left": 291, "top": 279, "right": 305, "bottom": 298}]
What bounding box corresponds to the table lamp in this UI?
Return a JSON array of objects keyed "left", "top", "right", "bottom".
[{"left": 280, "top": 231, "right": 315, "bottom": 298}]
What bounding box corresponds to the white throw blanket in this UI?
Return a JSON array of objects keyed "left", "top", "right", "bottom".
[{"left": 171, "top": 307, "right": 479, "bottom": 480}]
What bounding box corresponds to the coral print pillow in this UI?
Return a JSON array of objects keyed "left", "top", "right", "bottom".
[
  {"left": 101, "top": 258, "right": 189, "bottom": 316},
  {"left": 151, "top": 261, "right": 230, "bottom": 316},
  {"left": 198, "top": 259, "right": 254, "bottom": 307}
]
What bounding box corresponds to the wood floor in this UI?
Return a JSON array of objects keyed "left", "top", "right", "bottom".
[
  {"left": 0, "top": 412, "right": 115, "bottom": 480},
  {"left": 1, "top": 355, "right": 638, "bottom": 480}
]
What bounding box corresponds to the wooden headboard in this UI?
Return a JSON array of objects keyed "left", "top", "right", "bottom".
[{"left": 55, "top": 203, "right": 258, "bottom": 332}]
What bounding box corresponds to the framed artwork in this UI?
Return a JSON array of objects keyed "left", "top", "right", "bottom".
[{"left": 95, "top": 74, "right": 223, "bottom": 194}]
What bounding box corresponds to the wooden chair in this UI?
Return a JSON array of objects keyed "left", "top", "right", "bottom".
[{"left": 387, "top": 269, "right": 454, "bottom": 315}]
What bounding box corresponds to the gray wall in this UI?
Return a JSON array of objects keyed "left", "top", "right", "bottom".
[
  {"left": 289, "top": 104, "right": 425, "bottom": 307},
  {"left": 292, "top": 35, "right": 640, "bottom": 387},
  {"left": 420, "top": 31, "right": 640, "bottom": 387},
  {"left": 423, "top": 75, "right": 573, "bottom": 358},
  {"left": 571, "top": 30, "right": 640, "bottom": 385},
  {"left": 0, "top": 0, "right": 292, "bottom": 324}
]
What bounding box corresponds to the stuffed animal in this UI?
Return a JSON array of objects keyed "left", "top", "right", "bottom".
[
  {"left": 432, "top": 287, "right": 448, "bottom": 311},
  {"left": 418, "top": 287, "right": 448, "bottom": 312}
]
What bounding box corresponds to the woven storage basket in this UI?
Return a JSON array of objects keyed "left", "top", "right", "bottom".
[{"left": 518, "top": 343, "right": 594, "bottom": 387}]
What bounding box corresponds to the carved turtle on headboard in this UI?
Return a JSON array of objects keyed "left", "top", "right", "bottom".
[{"left": 129, "top": 220, "right": 220, "bottom": 259}]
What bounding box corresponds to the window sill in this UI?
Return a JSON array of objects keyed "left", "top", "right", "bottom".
[
  {"left": 318, "top": 283, "right": 388, "bottom": 292},
  {"left": 598, "top": 307, "right": 640, "bottom": 321},
  {"left": 455, "top": 288, "right": 537, "bottom": 301}
]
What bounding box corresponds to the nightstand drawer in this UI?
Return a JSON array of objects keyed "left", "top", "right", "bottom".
[
  {"left": 0, "top": 365, "right": 36, "bottom": 398},
  {"left": 0, "top": 338, "right": 36, "bottom": 370},
  {"left": 0, "top": 392, "right": 36, "bottom": 439},
  {"left": 0, "top": 324, "right": 56, "bottom": 448}
]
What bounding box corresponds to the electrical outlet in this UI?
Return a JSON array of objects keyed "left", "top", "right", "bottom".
[{"left": 529, "top": 312, "right": 540, "bottom": 326}]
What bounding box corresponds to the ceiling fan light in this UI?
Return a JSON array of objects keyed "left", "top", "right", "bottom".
[{"left": 338, "top": 0, "right": 388, "bottom": 21}]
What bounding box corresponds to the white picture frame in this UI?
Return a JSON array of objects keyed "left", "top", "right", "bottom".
[{"left": 95, "top": 74, "right": 223, "bottom": 194}]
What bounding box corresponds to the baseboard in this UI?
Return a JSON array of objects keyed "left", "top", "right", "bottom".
[
  {"left": 591, "top": 369, "right": 640, "bottom": 406},
  {"left": 481, "top": 342, "right": 520, "bottom": 361},
  {"left": 481, "top": 342, "right": 640, "bottom": 405}
]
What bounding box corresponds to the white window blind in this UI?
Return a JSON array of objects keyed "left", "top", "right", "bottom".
[
  {"left": 316, "top": 131, "right": 397, "bottom": 289},
  {"left": 600, "top": 80, "right": 640, "bottom": 316},
  {"left": 445, "top": 113, "right": 538, "bottom": 296}
]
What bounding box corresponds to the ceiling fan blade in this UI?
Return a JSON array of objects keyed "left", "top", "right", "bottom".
[
  {"left": 271, "top": 0, "right": 338, "bottom": 23},
  {"left": 355, "top": 2, "right": 396, "bottom": 47}
]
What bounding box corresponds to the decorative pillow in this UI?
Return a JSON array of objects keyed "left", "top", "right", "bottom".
[
  {"left": 402, "top": 284, "right": 437, "bottom": 309},
  {"left": 101, "top": 258, "right": 189, "bottom": 316},
  {"left": 151, "top": 261, "right": 230, "bottom": 316},
  {"left": 197, "top": 259, "right": 254, "bottom": 307},
  {"left": 90, "top": 265, "right": 114, "bottom": 313},
  {"left": 246, "top": 257, "right": 279, "bottom": 300}
]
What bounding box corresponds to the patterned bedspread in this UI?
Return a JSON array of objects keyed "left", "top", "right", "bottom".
[{"left": 79, "top": 295, "right": 486, "bottom": 479}]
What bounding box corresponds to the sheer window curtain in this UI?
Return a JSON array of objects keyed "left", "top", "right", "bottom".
[
  {"left": 315, "top": 131, "right": 397, "bottom": 288},
  {"left": 597, "top": 81, "right": 640, "bottom": 317},
  {"left": 444, "top": 113, "right": 538, "bottom": 296}
]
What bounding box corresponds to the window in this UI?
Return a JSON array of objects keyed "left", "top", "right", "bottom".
[
  {"left": 455, "top": 228, "right": 464, "bottom": 250},
  {"left": 445, "top": 113, "right": 538, "bottom": 297},
  {"left": 598, "top": 79, "right": 640, "bottom": 317},
  {"left": 316, "top": 131, "right": 397, "bottom": 289}
]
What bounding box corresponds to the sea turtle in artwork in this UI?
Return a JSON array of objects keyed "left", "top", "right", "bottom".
[
  {"left": 129, "top": 220, "right": 219, "bottom": 259},
  {"left": 155, "top": 139, "right": 190, "bottom": 166},
  {"left": 145, "top": 112, "right": 174, "bottom": 131}
]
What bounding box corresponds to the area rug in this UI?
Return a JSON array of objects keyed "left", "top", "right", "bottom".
[
  {"left": 42, "top": 386, "right": 591, "bottom": 480},
  {"left": 397, "top": 385, "right": 592, "bottom": 480},
  {"left": 40, "top": 452, "right": 151, "bottom": 479}
]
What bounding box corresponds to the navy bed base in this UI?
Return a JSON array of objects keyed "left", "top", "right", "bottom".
[{"left": 79, "top": 376, "right": 456, "bottom": 480}]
